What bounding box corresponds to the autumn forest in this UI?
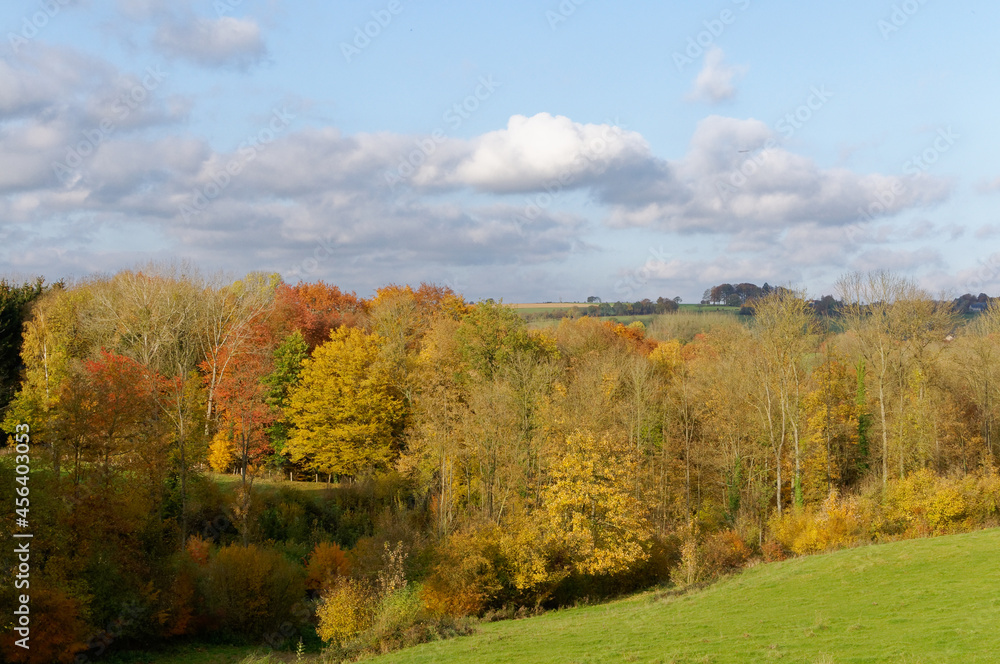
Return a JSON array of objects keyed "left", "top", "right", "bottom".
[{"left": 3, "top": 266, "right": 1000, "bottom": 662}]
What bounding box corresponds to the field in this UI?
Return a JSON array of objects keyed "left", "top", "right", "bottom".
[
  {"left": 108, "top": 527, "right": 1000, "bottom": 663},
  {"left": 207, "top": 470, "right": 340, "bottom": 492},
  {"left": 367, "top": 528, "right": 1000, "bottom": 664},
  {"left": 521, "top": 306, "right": 745, "bottom": 342}
]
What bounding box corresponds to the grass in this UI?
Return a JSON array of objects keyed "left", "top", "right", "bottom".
[
  {"left": 366, "top": 528, "right": 1000, "bottom": 664},
  {"left": 508, "top": 303, "right": 591, "bottom": 313},
  {"left": 104, "top": 643, "right": 276, "bottom": 664},
  {"left": 526, "top": 311, "right": 746, "bottom": 341},
  {"left": 207, "top": 471, "right": 337, "bottom": 493},
  {"left": 677, "top": 304, "right": 741, "bottom": 313}
]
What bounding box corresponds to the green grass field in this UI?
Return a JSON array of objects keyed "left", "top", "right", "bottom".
[
  {"left": 369, "top": 528, "right": 1000, "bottom": 664},
  {"left": 207, "top": 470, "right": 337, "bottom": 492}
]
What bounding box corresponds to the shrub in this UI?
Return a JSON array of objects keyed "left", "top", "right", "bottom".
[
  {"left": 185, "top": 534, "right": 211, "bottom": 566},
  {"left": 883, "top": 469, "right": 973, "bottom": 537},
  {"left": 163, "top": 560, "right": 199, "bottom": 636},
  {"left": 770, "top": 492, "right": 865, "bottom": 555},
  {"left": 0, "top": 583, "right": 89, "bottom": 664},
  {"left": 201, "top": 543, "right": 306, "bottom": 638},
  {"left": 422, "top": 526, "right": 504, "bottom": 617},
  {"left": 761, "top": 540, "right": 787, "bottom": 562},
  {"left": 670, "top": 534, "right": 698, "bottom": 587},
  {"left": 699, "top": 529, "right": 751, "bottom": 578},
  {"left": 367, "top": 584, "right": 425, "bottom": 653},
  {"left": 316, "top": 577, "right": 375, "bottom": 646},
  {"left": 305, "top": 541, "right": 350, "bottom": 592}
]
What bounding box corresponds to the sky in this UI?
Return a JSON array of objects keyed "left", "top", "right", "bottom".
[{"left": 2, "top": 0, "right": 999, "bottom": 303}]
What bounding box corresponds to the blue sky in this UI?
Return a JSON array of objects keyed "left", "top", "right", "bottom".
[{"left": 2, "top": 0, "right": 998, "bottom": 302}]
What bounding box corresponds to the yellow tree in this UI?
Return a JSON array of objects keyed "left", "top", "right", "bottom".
[
  {"left": 802, "top": 355, "right": 859, "bottom": 501},
  {"left": 408, "top": 314, "right": 467, "bottom": 536},
  {"left": 285, "top": 327, "right": 404, "bottom": 477},
  {"left": 2, "top": 284, "right": 88, "bottom": 474},
  {"left": 543, "top": 431, "right": 652, "bottom": 576}
]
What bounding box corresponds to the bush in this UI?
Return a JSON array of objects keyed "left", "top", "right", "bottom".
[
  {"left": 367, "top": 584, "right": 425, "bottom": 653},
  {"left": 882, "top": 469, "right": 974, "bottom": 537},
  {"left": 422, "top": 526, "right": 504, "bottom": 617},
  {"left": 699, "top": 529, "right": 751, "bottom": 578},
  {"left": 0, "top": 583, "right": 89, "bottom": 664},
  {"left": 669, "top": 535, "right": 698, "bottom": 588},
  {"left": 316, "top": 577, "right": 375, "bottom": 646},
  {"left": 761, "top": 540, "right": 787, "bottom": 562},
  {"left": 201, "top": 543, "right": 306, "bottom": 638},
  {"left": 770, "top": 492, "right": 865, "bottom": 555},
  {"left": 305, "top": 541, "right": 351, "bottom": 592}
]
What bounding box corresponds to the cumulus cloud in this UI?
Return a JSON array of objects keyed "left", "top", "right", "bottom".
[
  {"left": 685, "top": 47, "right": 747, "bottom": 104},
  {"left": 390, "top": 113, "right": 950, "bottom": 237},
  {"left": 0, "top": 47, "right": 110, "bottom": 119},
  {"left": 1, "top": 93, "right": 956, "bottom": 299},
  {"left": 850, "top": 248, "right": 944, "bottom": 273},
  {"left": 153, "top": 16, "right": 266, "bottom": 68},
  {"left": 442, "top": 113, "right": 652, "bottom": 193},
  {"left": 603, "top": 115, "right": 952, "bottom": 233}
]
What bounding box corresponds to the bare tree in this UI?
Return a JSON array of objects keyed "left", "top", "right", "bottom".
[
  {"left": 837, "top": 271, "right": 955, "bottom": 487},
  {"left": 199, "top": 271, "right": 278, "bottom": 436},
  {"left": 751, "top": 288, "right": 815, "bottom": 509}
]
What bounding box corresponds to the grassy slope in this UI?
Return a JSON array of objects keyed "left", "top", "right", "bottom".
[{"left": 372, "top": 529, "right": 1000, "bottom": 664}]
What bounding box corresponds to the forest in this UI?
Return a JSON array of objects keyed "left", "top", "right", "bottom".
[{"left": 3, "top": 265, "right": 1000, "bottom": 663}]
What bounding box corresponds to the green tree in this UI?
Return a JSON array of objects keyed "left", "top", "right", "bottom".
[
  {"left": 262, "top": 330, "right": 309, "bottom": 466},
  {"left": 0, "top": 277, "right": 46, "bottom": 416},
  {"left": 455, "top": 301, "right": 539, "bottom": 381}
]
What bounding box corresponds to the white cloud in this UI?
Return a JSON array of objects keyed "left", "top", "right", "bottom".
[
  {"left": 444, "top": 113, "right": 652, "bottom": 193},
  {"left": 685, "top": 47, "right": 747, "bottom": 104},
  {"left": 154, "top": 16, "right": 266, "bottom": 68},
  {"left": 850, "top": 248, "right": 944, "bottom": 273},
  {"left": 0, "top": 94, "right": 956, "bottom": 299},
  {"left": 603, "top": 116, "right": 951, "bottom": 233}
]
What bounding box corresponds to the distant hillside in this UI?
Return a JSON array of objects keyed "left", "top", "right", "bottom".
[{"left": 372, "top": 528, "right": 1000, "bottom": 663}]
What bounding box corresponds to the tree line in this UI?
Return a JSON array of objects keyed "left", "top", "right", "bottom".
[{"left": 3, "top": 267, "right": 1000, "bottom": 661}]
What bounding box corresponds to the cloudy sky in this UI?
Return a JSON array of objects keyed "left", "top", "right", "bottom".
[{"left": 2, "top": 0, "right": 998, "bottom": 302}]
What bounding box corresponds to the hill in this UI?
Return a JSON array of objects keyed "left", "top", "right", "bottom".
[{"left": 371, "top": 528, "right": 1000, "bottom": 663}]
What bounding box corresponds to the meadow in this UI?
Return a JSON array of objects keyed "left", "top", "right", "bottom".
[
  {"left": 112, "top": 527, "right": 1000, "bottom": 663},
  {"left": 369, "top": 528, "right": 1000, "bottom": 664}
]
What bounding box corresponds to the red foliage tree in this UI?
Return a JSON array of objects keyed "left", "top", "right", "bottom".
[{"left": 272, "top": 281, "right": 365, "bottom": 349}]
